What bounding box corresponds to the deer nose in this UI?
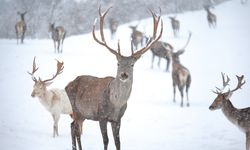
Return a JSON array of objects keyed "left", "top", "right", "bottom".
[
  {"left": 31, "top": 92, "right": 35, "bottom": 97},
  {"left": 209, "top": 105, "right": 214, "bottom": 110},
  {"left": 120, "top": 72, "right": 128, "bottom": 81}
]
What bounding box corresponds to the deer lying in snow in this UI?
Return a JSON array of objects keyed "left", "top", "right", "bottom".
[
  {"left": 28, "top": 57, "right": 81, "bottom": 137},
  {"left": 209, "top": 73, "right": 250, "bottom": 150},
  {"left": 65, "top": 7, "right": 162, "bottom": 150}
]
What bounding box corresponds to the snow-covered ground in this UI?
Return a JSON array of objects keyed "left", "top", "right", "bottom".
[{"left": 0, "top": 0, "right": 250, "bottom": 150}]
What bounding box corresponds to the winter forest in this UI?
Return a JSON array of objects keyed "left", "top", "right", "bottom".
[
  {"left": 0, "top": 0, "right": 250, "bottom": 150},
  {"left": 1, "top": 0, "right": 227, "bottom": 38}
]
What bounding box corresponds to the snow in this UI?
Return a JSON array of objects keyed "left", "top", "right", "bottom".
[{"left": 0, "top": 0, "right": 249, "bottom": 150}]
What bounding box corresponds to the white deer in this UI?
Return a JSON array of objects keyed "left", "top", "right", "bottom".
[{"left": 28, "top": 57, "right": 80, "bottom": 137}]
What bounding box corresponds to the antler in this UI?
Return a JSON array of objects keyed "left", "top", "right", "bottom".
[
  {"left": 132, "top": 8, "right": 163, "bottom": 59},
  {"left": 42, "top": 59, "right": 64, "bottom": 83},
  {"left": 213, "top": 72, "right": 230, "bottom": 94},
  {"left": 92, "top": 6, "right": 121, "bottom": 57},
  {"left": 229, "top": 75, "right": 246, "bottom": 93},
  {"left": 27, "top": 56, "right": 39, "bottom": 82},
  {"left": 92, "top": 6, "right": 163, "bottom": 59}
]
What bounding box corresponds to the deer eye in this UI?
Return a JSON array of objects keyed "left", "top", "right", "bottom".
[{"left": 117, "top": 63, "right": 120, "bottom": 66}]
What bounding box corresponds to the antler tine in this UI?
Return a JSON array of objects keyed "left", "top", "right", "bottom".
[
  {"left": 42, "top": 59, "right": 64, "bottom": 83},
  {"left": 230, "top": 75, "right": 246, "bottom": 93},
  {"left": 132, "top": 9, "right": 163, "bottom": 59},
  {"left": 92, "top": 6, "right": 120, "bottom": 57},
  {"left": 221, "top": 72, "right": 230, "bottom": 89},
  {"left": 27, "top": 56, "right": 39, "bottom": 82}
]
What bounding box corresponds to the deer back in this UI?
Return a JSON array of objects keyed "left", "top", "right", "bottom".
[{"left": 65, "top": 75, "right": 115, "bottom": 120}]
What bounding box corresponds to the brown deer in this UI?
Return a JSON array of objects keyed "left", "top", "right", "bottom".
[
  {"left": 48, "top": 23, "right": 66, "bottom": 53},
  {"left": 164, "top": 32, "right": 192, "bottom": 107},
  {"left": 15, "top": 11, "right": 27, "bottom": 44},
  {"left": 209, "top": 73, "right": 250, "bottom": 150},
  {"left": 65, "top": 7, "right": 162, "bottom": 150},
  {"left": 169, "top": 16, "right": 180, "bottom": 37},
  {"left": 150, "top": 41, "right": 173, "bottom": 72},
  {"left": 28, "top": 57, "right": 82, "bottom": 137},
  {"left": 129, "top": 25, "right": 145, "bottom": 50},
  {"left": 109, "top": 18, "right": 118, "bottom": 39},
  {"left": 204, "top": 6, "right": 217, "bottom": 28}
]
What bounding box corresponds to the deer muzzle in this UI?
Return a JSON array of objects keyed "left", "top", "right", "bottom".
[{"left": 120, "top": 72, "right": 128, "bottom": 81}]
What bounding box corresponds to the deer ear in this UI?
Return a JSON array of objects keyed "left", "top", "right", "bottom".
[
  {"left": 225, "top": 91, "right": 233, "bottom": 100},
  {"left": 177, "top": 49, "right": 185, "bottom": 55},
  {"left": 45, "top": 81, "right": 53, "bottom": 86}
]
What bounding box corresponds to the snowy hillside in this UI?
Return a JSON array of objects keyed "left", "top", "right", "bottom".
[{"left": 0, "top": 0, "right": 250, "bottom": 150}]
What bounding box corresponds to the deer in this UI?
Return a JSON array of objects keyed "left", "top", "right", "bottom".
[
  {"left": 204, "top": 6, "right": 217, "bottom": 28},
  {"left": 163, "top": 32, "right": 192, "bottom": 107},
  {"left": 65, "top": 6, "right": 162, "bottom": 150},
  {"left": 209, "top": 73, "right": 250, "bottom": 150},
  {"left": 129, "top": 25, "right": 146, "bottom": 50},
  {"left": 15, "top": 11, "right": 27, "bottom": 44},
  {"left": 109, "top": 18, "right": 118, "bottom": 39},
  {"left": 28, "top": 57, "right": 82, "bottom": 137},
  {"left": 150, "top": 41, "right": 173, "bottom": 72},
  {"left": 169, "top": 16, "right": 180, "bottom": 37},
  {"left": 48, "top": 23, "right": 66, "bottom": 53}
]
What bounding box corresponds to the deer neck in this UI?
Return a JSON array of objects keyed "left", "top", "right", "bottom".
[
  {"left": 221, "top": 100, "right": 240, "bottom": 126},
  {"left": 37, "top": 90, "right": 55, "bottom": 110},
  {"left": 109, "top": 76, "right": 133, "bottom": 107}
]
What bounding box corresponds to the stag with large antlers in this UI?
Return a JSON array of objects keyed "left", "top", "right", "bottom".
[
  {"left": 163, "top": 32, "right": 192, "bottom": 107},
  {"left": 15, "top": 11, "right": 27, "bottom": 44},
  {"left": 209, "top": 73, "right": 250, "bottom": 150},
  {"left": 48, "top": 23, "right": 66, "bottom": 53},
  {"left": 28, "top": 57, "right": 80, "bottom": 137},
  {"left": 65, "top": 7, "right": 162, "bottom": 150}
]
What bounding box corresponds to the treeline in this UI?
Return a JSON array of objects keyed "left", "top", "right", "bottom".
[{"left": 0, "top": 0, "right": 228, "bottom": 39}]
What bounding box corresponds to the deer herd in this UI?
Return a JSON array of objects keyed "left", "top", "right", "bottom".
[{"left": 22, "top": 4, "right": 249, "bottom": 150}]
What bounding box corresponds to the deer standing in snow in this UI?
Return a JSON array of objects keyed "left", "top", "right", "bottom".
[
  {"left": 28, "top": 57, "right": 79, "bottom": 137},
  {"left": 15, "top": 11, "right": 27, "bottom": 44},
  {"left": 204, "top": 6, "right": 217, "bottom": 28},
  {"left": 65, "top": 7, "right": 162, "bottom": 150},
  {"left": 48, "top": 23, "right": 66, "bottom": 53},
  {"left": 164, "top": 32, "right": 192, "bottom": 107},
  {"left": 209, "top": 73, "right": 250, "bottom": 150},
  {"left": 169, "top": 16, "right": 180, "bottom": 37},
  {"left": 109, "top": 18, "right": 118, "bottom": 39},
  {"left": 150, "top": 41, "right": 173, "bottom": 72},
  {"left": 129, "top": 25, "right": 146, "bottom": 50}
]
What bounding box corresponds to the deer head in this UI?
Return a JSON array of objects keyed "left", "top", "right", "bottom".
[
  {"left": 209, "top": 73, "right": 246, "bottom": 110},
  {"left": 92, "top": 7, "right": 163, "bottom": 82},
  {"left": 28, "top": 57, "right": 64, "bottom": 98},
  {"left": 17, "top": 11, "right": 27, "bottom": 21},
  {"left": 48, "top": 23, "right": 55, "bottom": 32},
  {"left": 170, "top": 32, "right": 192, "bottom": 63}
]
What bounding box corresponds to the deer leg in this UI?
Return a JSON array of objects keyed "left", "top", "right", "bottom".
[
  {"left": 186, "top": 75, "right": 191, "bottom": 107},
  {"left": 111, "top": 121, "right": 121, "bottom": 150},
  {"left": 151, "top": 54, "right": 155, "bottom": 69},
  {"left": 246, "top": 132, "right": 250, "bottom": 150},
  {"left": 165, "top": 57, "right": 170, "bottom": 72},
  {"left": 157, "top": 57, "right": 161, "bottom": 68},
  {"left": 57, "top": 41, "right": 60, "bottom": 53},
  {"left": 71, "top": 121, "right": 77, "bottom": 150},
  {"left": 52, "top": 114, "right": 60, "bottom": 137},
  {"left": 173, "top": 82, "right": 176, "bottom": 103},
  {"left": 178, "top": 86, "right": 184, "bottom": 107},
  {"left": 99, "top": 120, "right": 109, "bottom": 150},
  {"left": 54, "top": 41, "right": 56, "bottom": 53}
]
